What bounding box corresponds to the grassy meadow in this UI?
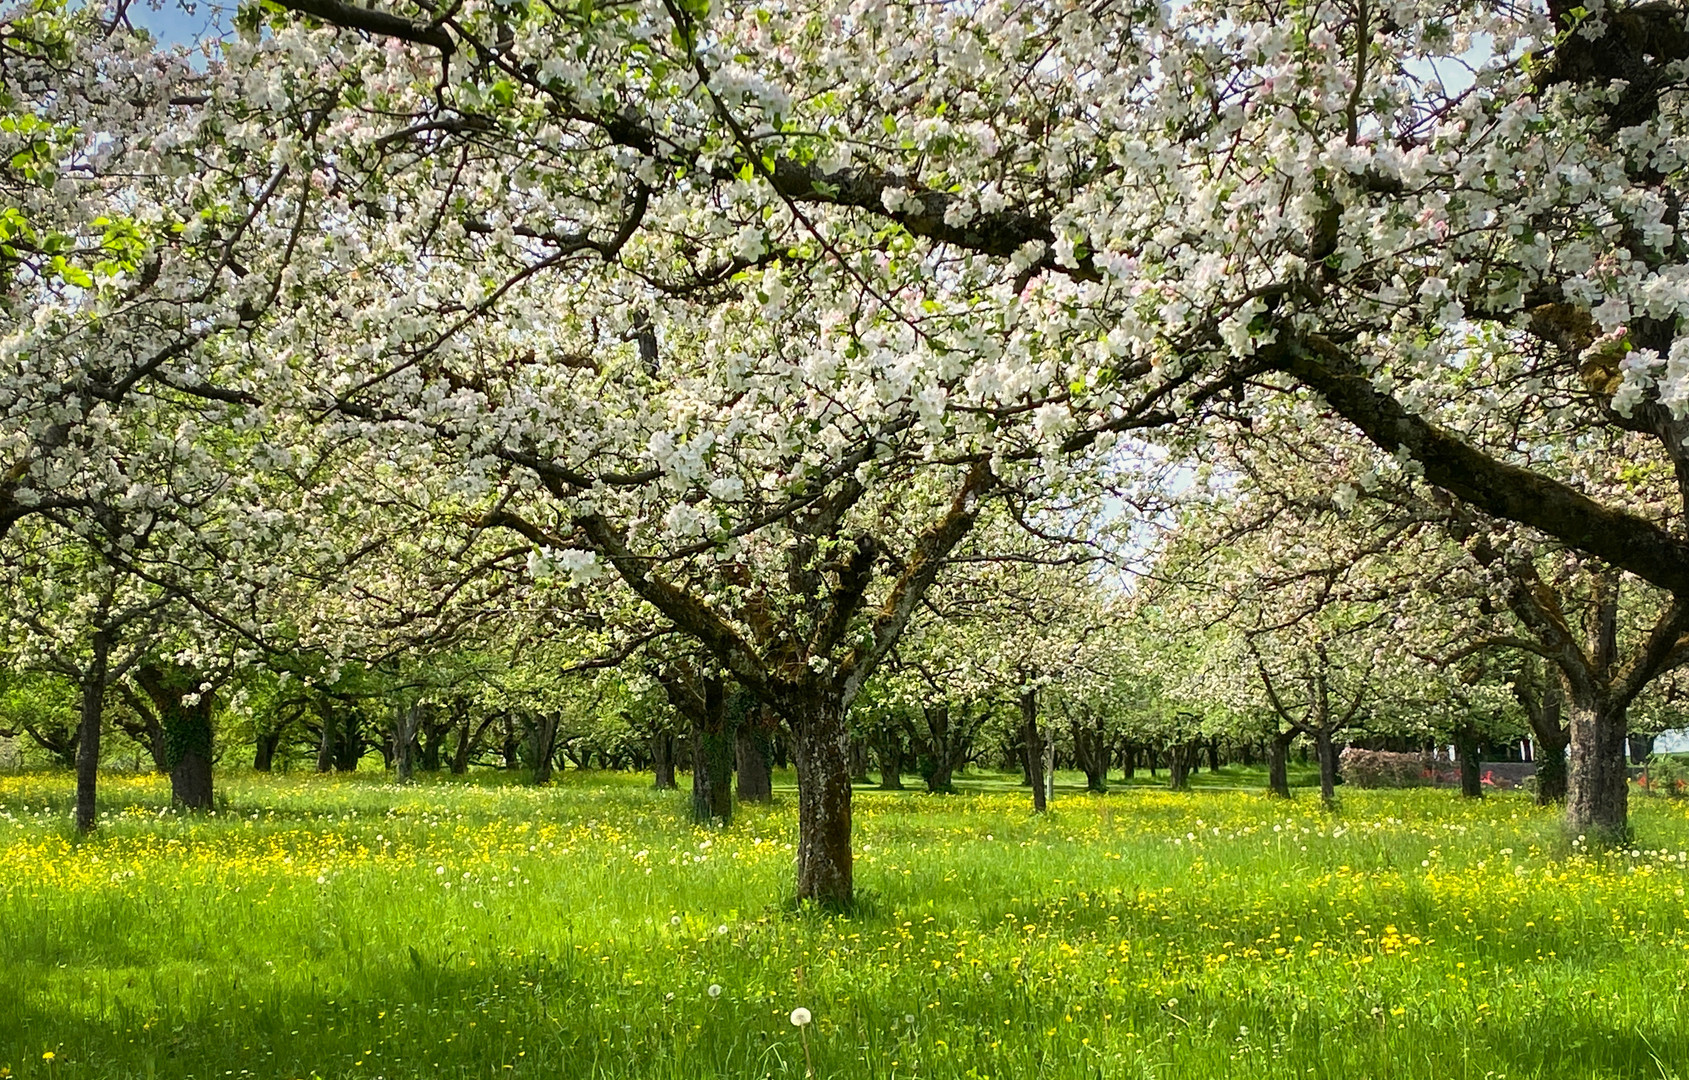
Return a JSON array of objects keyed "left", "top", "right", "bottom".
[{"left": 2, "top": 768, "right": 1688, "bottom": 1080}]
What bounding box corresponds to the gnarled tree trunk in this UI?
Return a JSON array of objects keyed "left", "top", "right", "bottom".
[
  {"left": 788, "top": 692, "right": 852, "bottom": 907},
  {"left": 136, "top": 664, "right": 217, "bottom": 810},
  {"left": 393, "top": 700, "right": 422, "bottom": 783},
  {"left": 1567, "top": 694, "right": 1629, "bottom": 841}
]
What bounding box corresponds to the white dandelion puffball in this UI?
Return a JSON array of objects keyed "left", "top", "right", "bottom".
[
  {"left": 790, "top": 1007, "right": 812, "bottom": 1027},
  {"left": 708, "top": 984, "right": 722, "bottom": 998}
]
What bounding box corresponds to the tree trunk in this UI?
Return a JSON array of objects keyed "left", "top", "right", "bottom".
[
  {"left": 1120, "top": 744, "right": 1136, "bottom": 781},
  {"left": 737, "top": 721, "right": 774, "bottom": 803},
  {"left": 141, "top": 709, "right": 169, "bottom": 773},
  {"left": 921, "top": 703, "right": 959, "bottom": 793},
  {"left": 789, "top": 691, "right": 853, "bottom": 908},
  {"left": 1455, "top": 722, "right": 1483, "bottom": 799},
  {"left": 254, "top": 728, "right": 281, "bottom": 772},
  {"left": 500, "top": 714, "right": 522, "bottom": 770},
  {"left": 419, "top": 709, "right": 446, "bottom": 772},
  {"left": 1072, "top": 716, "right": 1109, "bottom": 793},
  {"left": 1567, "top": 695, "right": 1630, "bottom": 841},
  {"left": 1021, "top": 688, "right": 1046, "bottom": 813},
  {"left": 528, "top": 712, "right": 560, "bottom": 784},
  {"left": 1268, "top": 731, "right": 1293, "bottom": 799},
  {"left": 849, "top": 736, "right": 871, "bottom": 785},
  {"left": 133, "top": 663, "right": 219, "bottom": 810},
  {"left": 315, "top": 700, "right": 336, "bottom": 773},
  {"left": 393, "top": 700, "right": 422, "bottom": 783},
  {"left": 1315, "top": 729, "right": 1338, "bottom": 806},
  {"left": 335, "top": 707, "right": 362, "bottom": 772},
  {"left": 690, "top": 680, "right": 734, "bottom": 824},
  {"left": 1206, "top": 739, "right": 1222, "bottom": 773},
  {"left": 1535, "top": 734, "right": 1569, "bottom": 805},
  {"left": 874, "top": 732, "right": 904, "bottom": 791},
  {"left": 74, "top": 631, "right": 112, "bottom": 834},
  {"left": 1167, "top": 741, "right": 1196, "bottom": 791},
  {"left": 450, "top": 714, "right": 477, "bottom": 775},
  {"left": 1628, "top": 732, "right": 1657, "bottom": 764},
  {"left": 652, "top": 730, "right": 678, "bottom": 790}
]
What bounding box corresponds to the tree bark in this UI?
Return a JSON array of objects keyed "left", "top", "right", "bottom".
[
  {"left": 1567, "top": 695, "right": 1630, "bottom": 841},
  {"left": 450, "top": 713, "right": 482, "bottom": 774},
  {"left": 1315, "top": 729, "right": 1339, "bottom": 806},
  {"left": 1169, "top": 740, "right": 1205, "bottom": 791},
  {"left": 849, "top": 735, "right": 871, "bottom": 785},
  {"left": 1072, "top": 714, "right": 1109, "bottom": 793},
  {"left": 689, "top": 678, "right": 734, "bottom": 824},
  {"left": 335, "top": 705, "right": 362, "bottom": 772},
  {"left": 1455, "top": 721, "right": 1484, "bottom": 800},
  {"left": 919, "top": 703, "right": 965, "bottom": 793},
  {"left": 789, "top": 691, "right": 853, "bottom": 908},
  {"left": 652, "top": 730, "right": 678, "bottom": 790},
  {"left": 874, "top": 729, "right": 905, "bottom": 791},
  {"left": 315, "top": 699, "right": 336, "bottom": 773},
  {"left": 1533, "top": 692, "right": 1567, "bottom": 804},
  {"left": 1206, "top": 739, "right": 1222, "bottom": 773},
  {"left": 1268, "top": 730, "right": 1293, "bottom": 799},
  {"left": 74, "top": 631, "right": 112, "bottom": 834},
  {"left": 736, "top": 720, "right": 774, "bottom": 802},
  {"left": 1021, "top": 688, "right": 1046, "bottom": 813},
  {"left": 393, "top": 700, "right": 422, "bottom": 783},
  {"left": 1628, "top": 732, "right": 1657, "bottom": 764},
  {"left": 1119, "top": 744, "right": 1136, "bottom": 781},
  {"left": 527, "top": 711, "right": 560, "bottom": 784},
  {"left": 254, "top": 728, "right": 281, "bottom": 772}
]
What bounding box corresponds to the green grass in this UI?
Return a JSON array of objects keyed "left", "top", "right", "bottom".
[{"left": 2, "top": 768, "right": 1688, "bottom": 1080}]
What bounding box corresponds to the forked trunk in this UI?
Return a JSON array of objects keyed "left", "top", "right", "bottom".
[
  {"left": 1567, "top": 695, "right": 1629, "bottom": 841},
  {"left": 1072, "top": 719, "right": 1109, "bottom": 793},
  {"left": 789, "top": 692, "right": 852, "bottom": 908}
]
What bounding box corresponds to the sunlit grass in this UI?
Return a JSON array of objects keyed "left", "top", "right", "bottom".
[{"left": 2, "top": 768, "right": 1687, "bottom": 1079}]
